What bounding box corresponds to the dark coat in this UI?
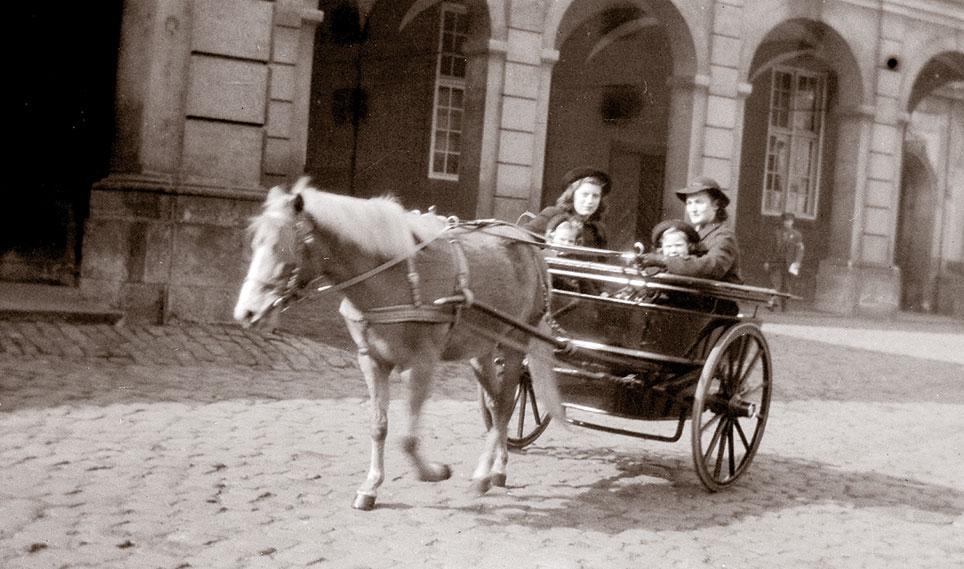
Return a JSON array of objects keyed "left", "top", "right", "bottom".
[
  {"left": 660, "top": 221, "right": 743, "bottom": 284},
  {"left": 524, "top": 205, "right": 607, "bottom": 249}
]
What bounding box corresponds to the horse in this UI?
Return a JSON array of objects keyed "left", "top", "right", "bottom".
[{"left": 234, "top": 177, "right": 562, "bottom": 510}]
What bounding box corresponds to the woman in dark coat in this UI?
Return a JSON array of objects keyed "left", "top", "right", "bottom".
[
  {"left": 524, "top": 167, "right": 611, "bottom": 249},
  {"left": 639, "top": 176, "right": 743, "bottom": 314}
]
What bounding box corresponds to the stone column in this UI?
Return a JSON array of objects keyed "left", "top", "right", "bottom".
[
  {"left": 489, "top": 15, "right": 551, "bottom": 222},
  {"left": 814, "top": 13, "right": 906, "bottom": 316},
  {"left": 80, "top": 0, "right": 323, "bottom": 323},
  {"left": 662, "top": 74, "right": 709, "bottom": 218},
  {"left": 467, "top": 39, "right": 508, "bottom": 219}
]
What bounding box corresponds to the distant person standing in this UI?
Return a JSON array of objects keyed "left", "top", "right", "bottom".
[{"left": 765, "top": 212, "right": 805, "bottom": 311}]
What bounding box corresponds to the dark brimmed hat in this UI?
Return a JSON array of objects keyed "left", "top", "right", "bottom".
[
  {"left": 562, "top": 167, "right": 611, "bottom": 195},
  {"left": 651, "top": 219, "right": 700, "bottom": 247},
  {"left": 675, "top": 176, "right": 730, "bottom": 208}
]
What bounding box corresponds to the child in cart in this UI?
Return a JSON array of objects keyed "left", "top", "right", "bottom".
[{"left": 615, "top": 220, "right": 701, "bottom": 303}]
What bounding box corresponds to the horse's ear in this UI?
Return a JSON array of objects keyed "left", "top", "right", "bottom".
[
  {"left": 292, "top": 192, "right": 304, "bottom": 213},
  {"left": 267, "top": 185, "right": 288, "bottom": 203}
]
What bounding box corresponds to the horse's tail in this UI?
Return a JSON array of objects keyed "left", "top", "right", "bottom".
[{"left": 525, "top": 315, "right": 566, "bottom": 422}]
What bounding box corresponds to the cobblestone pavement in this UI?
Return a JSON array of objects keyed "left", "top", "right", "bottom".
[{"left": 1, "top": 299, "right": 962, "bottom": 569}]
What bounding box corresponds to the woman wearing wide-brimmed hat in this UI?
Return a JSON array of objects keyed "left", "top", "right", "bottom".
[
  {"left": 641, "top": 176, "right": 743, "bottom": 285},
  {"left": 524, "top": 167, "right": 611, "bottom": 250}
]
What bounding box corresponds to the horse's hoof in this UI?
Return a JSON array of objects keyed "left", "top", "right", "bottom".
[
  {"left": 352, "top": 493, "right": 376, "bottom": 511},
  {"left": 438, "top": 464, "right": 452, "bottom": 481},
  {"left": 491, "top": 473, "right": 507, "bottom": 487},
  {"left": 470, "top": 477, "right": 492, "bottom": 496},
  {"left": 418, "top": 463, "right": 452, "bottom": 482}
]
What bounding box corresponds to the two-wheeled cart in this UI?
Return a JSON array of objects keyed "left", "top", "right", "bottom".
[{"left": 482, "top": 252, "right": 790, "bottom": 491}]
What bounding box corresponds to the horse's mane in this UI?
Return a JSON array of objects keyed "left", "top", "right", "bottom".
[{"left": 287, "top": 178, "right": 444, "bottom": 259}]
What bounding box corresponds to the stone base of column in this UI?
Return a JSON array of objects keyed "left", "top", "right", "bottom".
[
  {"left": 79, "top": 175, "right": 262, "bottom": 324},
  {"left": 813, "top": 258, "right": 901, "bottom": 316},
  {"left": 936, "top": 271, "right": 964, "bottom": 318}
]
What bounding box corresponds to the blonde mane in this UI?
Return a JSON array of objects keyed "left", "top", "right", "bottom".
[{"left": 290, "top": 178, "right": 445, "bottom": 259}]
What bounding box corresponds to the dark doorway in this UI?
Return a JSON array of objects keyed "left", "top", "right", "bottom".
[
  {"left": 607, "top": 146, "right": 664, "bottom": 250},
  {"left": 3, "top": 3, "right": 122, "bottom": 285},
  {"left": 895, "top": 149, "right": 937, "bottom": 311}
]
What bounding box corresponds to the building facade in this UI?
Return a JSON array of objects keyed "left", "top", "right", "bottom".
[{"left": 7, "top": 0, "right": 963, "bottom": 322}]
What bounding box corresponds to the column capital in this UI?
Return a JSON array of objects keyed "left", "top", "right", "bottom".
[
  {"left": 540, "top": 48, "right": 560, "bottom": 64},
  {"left": 667, "top": 73, "right": 711, "bottom": 91},
  {"left": 464, "top": 38, "right": 508, "bottom": 56},
  {"left": 834, "top": 104, "right": 876, "bottom": 119}
]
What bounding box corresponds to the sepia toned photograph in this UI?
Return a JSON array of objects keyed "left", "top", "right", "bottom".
[{"left": 2, "top": 1, "right": 962, "bottom": 568}]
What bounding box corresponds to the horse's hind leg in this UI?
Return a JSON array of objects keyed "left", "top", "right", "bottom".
[
  {"left": 346, "top": 323, "right": 392, "bottom": 511},
  {"left": 400, "top": 361, "right": 452, "bottom": 482},
  {"left": 471, "top": 350, "right": 522, "bottom": 494}
]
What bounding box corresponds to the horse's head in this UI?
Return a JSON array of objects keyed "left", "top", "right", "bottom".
[{"left": 234, "top": 184, "right": 306, "bottom": 328}]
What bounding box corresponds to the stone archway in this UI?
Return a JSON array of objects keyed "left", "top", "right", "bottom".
[
  {"left": 542, "top": 0, "right": 695, "bottom": 250},
  {"left": 3, "top": 3, "right": 123, "bottom": 286},
  {"left": 738, "top": 18, "right": 864, "bottom": 296},
  {"left": 901, "top": 49, "right": 964, "bottom": 316}
]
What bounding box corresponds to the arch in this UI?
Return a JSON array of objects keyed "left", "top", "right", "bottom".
[
  {"left": 545, "top": 0, "right": 700, "bottom": 78},
  {"left": 745, "top": 17, "right": 865, "bottom": 108},
  {"left": 901, "top": 38, "right": 964, "bottom": 112},
  {"left": 398, "top": 0, "right": 504, "bottom": 40}
]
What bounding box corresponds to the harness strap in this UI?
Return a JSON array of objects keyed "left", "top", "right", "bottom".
[{"left": 362, "top": 305, "right": 455, "bottom": 324}]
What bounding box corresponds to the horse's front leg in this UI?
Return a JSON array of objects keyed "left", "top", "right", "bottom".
[
  {"left": 400, "top": 359, "right": 452, "bottom": 483},
  {"left": 471, "top": 350, "right": 522, "bottom": 495},
  {"left": 345, "top": 319, "right": 393, "bottom": 511}
]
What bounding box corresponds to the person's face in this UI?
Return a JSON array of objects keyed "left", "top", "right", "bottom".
[
  {"left": 550, "top": 225, "right": 578, "bottom": 246},
  {"left": 572, "top": 182, "right": 603, "bottom": 216},
  {"left": 685, "top": 191, "right": 718, "bottom": 227},
  {"left": 660, "top": 229, "right": 690, "bottom": 257},
  {"left": 782, "top": 216, "right": 794, "bottom": 229}
]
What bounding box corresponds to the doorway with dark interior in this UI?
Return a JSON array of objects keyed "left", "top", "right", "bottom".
[{"left": 3, "top": 3, "right": 122, "bottom": 285}]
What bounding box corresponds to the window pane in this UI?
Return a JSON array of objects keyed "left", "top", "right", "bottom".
[
  {"left": 451, "top": 88, "right": 463, "bottom": 107},
  {"left": 433, "top": 152, "right": 446, "bottom": 172},
  {"left": 452, "top": 56, "right": 466, "bottom": 78},
  {"left": 447, "top": 153, "right": 459, "bottom": 175},
  {"left": 434, "top": 130, "right": 447, "bottom": 151}
]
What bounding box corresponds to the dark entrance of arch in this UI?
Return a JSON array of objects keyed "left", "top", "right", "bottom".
[{"left": 3, "top": 3, "right": 122, "bottom": 285}]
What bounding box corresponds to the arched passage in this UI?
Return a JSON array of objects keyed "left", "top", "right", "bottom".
[
  {"left": 542, "top": 0, "right": 696, "bottom": 250},
  {"left": 2, "top": 3, "right": 122, "bottom": 285},
  {"left": 305, "top": 0, "right": 492, "bottom": 218},
  {"left": 900, "top": 49, "right": 964, "bottom": 315},
  {"left": 736, "top": 18, "right": 864, "bottom": 295}
]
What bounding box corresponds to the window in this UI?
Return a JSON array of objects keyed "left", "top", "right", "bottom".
[
  {"left": 762, "top": 68, "right": 827, "bottom": 219},
  {"left": 428, "top": 4, "right": 467, "bottom": 181}
]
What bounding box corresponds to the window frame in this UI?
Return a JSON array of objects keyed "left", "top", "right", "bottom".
[
  {"left": 761, "top": 66, "right": 828, "bottom": 220},
  {"left": 427, "top": 2, "right": 468, "bottom": 182}
]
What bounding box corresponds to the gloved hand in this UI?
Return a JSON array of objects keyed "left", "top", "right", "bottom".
[{"left": 635, "top": 252, "right": 666, "bottom": 268}]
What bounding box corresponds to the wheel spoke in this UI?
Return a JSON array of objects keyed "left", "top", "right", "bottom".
[
  {"left": 700, "top": 412, "right": 722, "bottom": 435},
  {"left": 713, "top": 419, "right": 728, "bottom": 479},
  {"left": 737, "top": 345, "right": 764, "bottom": 387},
  {"left": 727, "top": 423, "right": 736, "bottom": 477},
  {"left": 734, "top": 417, "right": 751, "bottom": 451},
  {"left": 731, "top": 335, "right": 751, "bottom": 381},
  {"left": 739, "top": 382, "right": 764, "bottom": 398},
  {"left": 514, "top": 388, "right": 528, "bottom": 438},
  {"left": 527, "top": 383, "right": 542, "bottom": 424},
  {"left": 703, "top": 415, "right": 726, "bottom": 463}
]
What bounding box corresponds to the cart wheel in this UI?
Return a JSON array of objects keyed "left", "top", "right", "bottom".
[
  {"left": 480, "top": 362, "right": 551, "bottom": 449},
  {"left": 691, "top": 322, "right": 772, "bottom": 491}
]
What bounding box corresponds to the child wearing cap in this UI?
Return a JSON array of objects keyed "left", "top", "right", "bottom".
[{"left": 651, "top": 219, "right": 700, "bottom": 258}]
